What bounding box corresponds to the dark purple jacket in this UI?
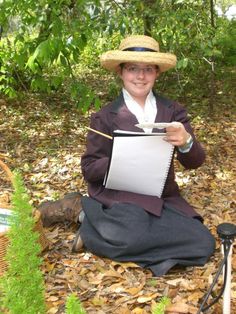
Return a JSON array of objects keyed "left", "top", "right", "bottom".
[{"left": 81, "top": 93, "right": 205, "bottom": 220}]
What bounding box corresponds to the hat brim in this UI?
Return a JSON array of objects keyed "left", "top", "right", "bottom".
[{"left": 100, "top": 50, "right": 177, "bottom": 72}]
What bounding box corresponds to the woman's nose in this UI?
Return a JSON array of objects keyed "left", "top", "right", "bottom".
[{"left": 137, "top": 68, "right": 145, "bottom": 78}]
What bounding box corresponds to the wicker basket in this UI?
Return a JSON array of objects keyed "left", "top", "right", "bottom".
[{"left": 0, "top": 159, "right": 49, "bottom": 276}]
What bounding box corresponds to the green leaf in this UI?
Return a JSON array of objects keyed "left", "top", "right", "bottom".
[
  {"left": 59, "top": 54, "right": 68, "bottom": 67},
  {"left": 177, "top": 58, "right": 189, "bottom": 69}
]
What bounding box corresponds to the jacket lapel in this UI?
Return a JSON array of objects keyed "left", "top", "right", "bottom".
[
  {"left": 154, "top": 94, "right": 173, "bottom": 122},
  {"left": 110, "top": 93, "right": 142, "bottom": 132},
  {"left": 109, "top": 92, "right": 173, "bottom": 132}
]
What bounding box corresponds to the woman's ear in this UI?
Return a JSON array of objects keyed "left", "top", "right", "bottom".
[{"left": 155, "top": 69, "right": 161, "bottom": 79}]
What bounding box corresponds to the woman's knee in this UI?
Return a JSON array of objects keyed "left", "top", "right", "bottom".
[
  {"left": 205, "top": 232, "right": 216, "bottom": 255},
  {"left": 196, "top": 229, "right": 216, "bottom": 258}
]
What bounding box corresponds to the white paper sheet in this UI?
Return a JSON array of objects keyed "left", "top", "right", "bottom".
[
  {"left": 104, "top": 133, "right": 174, "bottom": 197},
  {"left": 0, "top": 207, "right": 12, "bottom": 232}
]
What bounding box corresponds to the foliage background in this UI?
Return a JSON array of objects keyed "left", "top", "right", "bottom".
[{"left": 0, "top": 0, "right": 235, "bottom": 111}]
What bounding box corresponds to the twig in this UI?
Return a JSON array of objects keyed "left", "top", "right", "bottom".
[
  {"left": 111, "top": 0, "right": 125, "bottom": 11},
  {"left": 13, "top": 69, "right": 28, "bottom": 92},
  {"left": 203, "top": 57, "right": 214, "bottom": 71}
]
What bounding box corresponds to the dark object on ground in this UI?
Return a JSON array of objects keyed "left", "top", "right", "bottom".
[{"left": 38, "top": 192, "right": 82, "bottom": 227}]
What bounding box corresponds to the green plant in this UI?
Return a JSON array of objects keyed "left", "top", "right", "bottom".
[
  {"left": 152, "top": 296, "right": 171, "bottom": 314},
  {"left": 70, "top": 80, "right": 101, "bottom": 113},
  {"left": 0, "top": 171, "right": 46, "bottom": 314},
  {"left": 65, "top": 294, "right": 86, "bottom": 314}
]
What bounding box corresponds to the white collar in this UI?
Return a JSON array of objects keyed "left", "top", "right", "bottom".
[{"left": 122, "top": 88, "right": 157, "bottom": 133}]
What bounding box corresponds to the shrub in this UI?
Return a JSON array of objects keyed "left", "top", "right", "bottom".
[
  {"left": 65, "top": 294, "right": 86, "bottom": 314},
  {"left": 0, "top": 171, "right": 46, "bottom": 314},
  {"left": 152, "top": 296, "right": 171, "bottom": 314}
]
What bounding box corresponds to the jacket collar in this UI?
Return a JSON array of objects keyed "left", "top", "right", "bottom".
[
  {"left": 110, "top": 90, "right": 165, "bottom": 113},
  {"left": 109, "top": 91, "right": 173, "bottom": 132},
  {"left": 110, "top": 92, "right": 125, "bottom": 113}
]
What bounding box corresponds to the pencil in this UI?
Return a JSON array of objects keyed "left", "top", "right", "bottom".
[{"left": 86, "top": 127, "right": 112, "bottom": 140}]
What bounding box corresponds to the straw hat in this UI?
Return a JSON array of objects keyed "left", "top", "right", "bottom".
[{"left": 100, "top": 35, "right": 177, "bottom": 72}]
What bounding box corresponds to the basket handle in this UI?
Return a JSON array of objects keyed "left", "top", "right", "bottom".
[
  {"left": 0, "top": 158, "right": 38, "bottom": 216},
  {"left": 0, "top": 159, "right": 14, "bottom": 184}
]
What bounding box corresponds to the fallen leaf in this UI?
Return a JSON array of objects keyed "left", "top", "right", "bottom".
[{"left": 137, "top": 293, "right": 160, "bottom": 303}]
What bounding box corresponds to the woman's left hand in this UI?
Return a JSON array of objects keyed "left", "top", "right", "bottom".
[{"left": 164, "top": 122, "right": 191, "bottom": 147}]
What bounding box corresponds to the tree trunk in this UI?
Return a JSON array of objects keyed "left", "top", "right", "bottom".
[
  {"left": 210, "top": 0, "right": 215, "bottom": 28},
  {"left": 209, "top": 0, "right": 216, "bottom": 112},
  {"left": 0, "top": 25, "right": 3, "bottom": 40},
  {"left": 142, "top": 0, "right": 158, "bottom": 36}
]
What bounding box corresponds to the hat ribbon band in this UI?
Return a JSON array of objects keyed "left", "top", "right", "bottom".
[{"left": 123, "top": 47, "right": 157, "bottom": 52}]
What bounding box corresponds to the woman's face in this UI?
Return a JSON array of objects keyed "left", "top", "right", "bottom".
[{"left": 118, "top": 62, "right": 159, "bottom": 104}]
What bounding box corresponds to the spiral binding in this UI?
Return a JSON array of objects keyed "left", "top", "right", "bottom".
[{"left": 159, "top": 143, "right": 174, "bottom": 197}]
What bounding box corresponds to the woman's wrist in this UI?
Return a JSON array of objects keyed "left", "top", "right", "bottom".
[{"left": 179, "top": 133, "right": 193, "bottom": 152}]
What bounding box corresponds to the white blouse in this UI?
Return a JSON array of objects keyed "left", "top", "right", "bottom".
[{"left": 122, "top": 88, "right": 157, "bottom": 133}]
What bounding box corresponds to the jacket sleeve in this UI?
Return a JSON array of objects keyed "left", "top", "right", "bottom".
[
  {"left": 172, "top": 103, "right": 206, "bottom": 169},
  {"left": 81, "top": 112, "right": 113, "bottom": 182}
]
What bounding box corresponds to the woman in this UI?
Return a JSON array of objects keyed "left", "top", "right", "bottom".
[{"left": 74, "top": 35, "right": 215, "bottom": 276}]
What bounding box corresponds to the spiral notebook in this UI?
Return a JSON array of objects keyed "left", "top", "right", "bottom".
[{"left": 104, "top": 130, "right": 174, "bottom": 197}]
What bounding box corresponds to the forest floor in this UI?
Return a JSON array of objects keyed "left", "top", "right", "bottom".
[{"left": 0, "top": 76, "right": 235, "bottom": 314}]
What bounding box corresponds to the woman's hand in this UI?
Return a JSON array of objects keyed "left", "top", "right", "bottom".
[{"left": 164, "top": 122, "right": 191, "bottom": 147}]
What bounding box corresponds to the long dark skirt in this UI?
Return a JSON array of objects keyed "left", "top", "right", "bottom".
[{"left": 80, "top": 196, "right": 215, "bottom": 276}]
